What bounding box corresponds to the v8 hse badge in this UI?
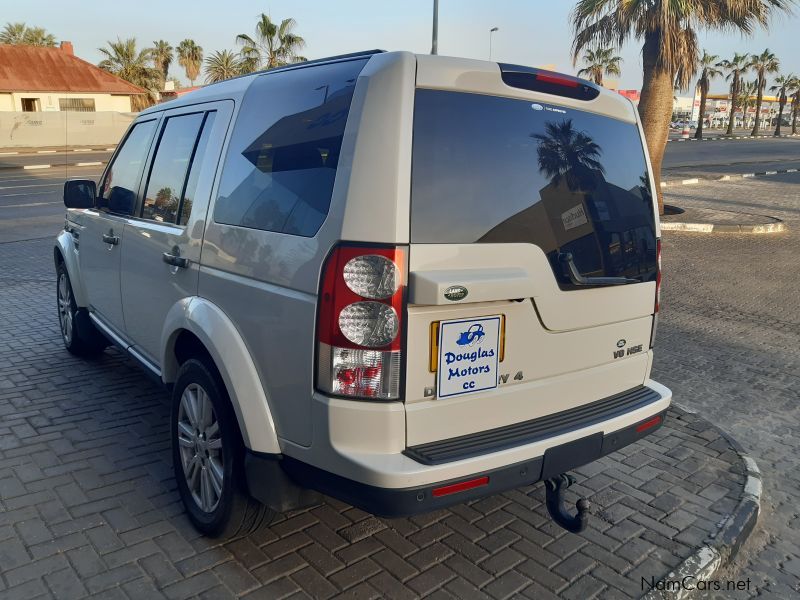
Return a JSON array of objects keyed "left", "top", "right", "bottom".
[{"left": 437, "top": 316, "right": 501, "bottom": 398}]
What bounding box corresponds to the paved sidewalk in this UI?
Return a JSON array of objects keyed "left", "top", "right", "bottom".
[
  {"left": 660, "top": 206, "right": 785, "bottom": 234},
  {"left": 0, "top": 238, "right": 751, "bottom": 599},
  {"left": 658, "top": 173, "right": 800, "bottom": 598}
]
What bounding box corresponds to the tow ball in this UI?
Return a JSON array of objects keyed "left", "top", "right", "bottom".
[{"left": 544, "top": 473, "right": 591, "bottom": 533}]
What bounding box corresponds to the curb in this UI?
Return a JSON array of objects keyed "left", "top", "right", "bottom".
[
  {"left": 667, "top": 133, "right": 800, "bottom": 143},
  {"left": 661, "top": 220, "right": 786, "bottom": 234},
  {"left": 643, "top": 405, "right": 762, "bottom": 600},
  {"left": 661, "top": 168, "right": 799, "bottom": 188},
  {"left": 0, "top": 161, "right": 107, "bottom": 172}
]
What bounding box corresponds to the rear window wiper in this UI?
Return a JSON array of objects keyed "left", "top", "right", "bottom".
[{"left": 558, "top": 252, "right": 639, "bottom": 287}]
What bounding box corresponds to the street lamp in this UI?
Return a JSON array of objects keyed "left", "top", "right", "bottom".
[
  {"left": 431, "top": 0, "right": 439, "bottom": 55},
  {"left": 489, "top": 27, "right": 499, "bottom": 60}
]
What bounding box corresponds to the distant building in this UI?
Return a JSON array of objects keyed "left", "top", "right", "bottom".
[
  {"left": 0, "top": 42, "right": 145, "bottom": 112},
  {"left": 159, "top": 81, "right": 203, "bottom": 103},
  {"left": 616, "top": 89, "right": 640, "bottom": 103}
]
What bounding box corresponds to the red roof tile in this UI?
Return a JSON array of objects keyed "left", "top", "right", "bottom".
[{"left": 0, "top": 44, "right": 146, "bottom": 95}]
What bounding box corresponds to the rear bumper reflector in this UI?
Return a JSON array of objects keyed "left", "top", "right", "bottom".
[
  {"left": 432, "top": 476, "right": 489, "bottom": 497},
  {"left": 636, "top": 415, "right": 662, "bottom": 433}
]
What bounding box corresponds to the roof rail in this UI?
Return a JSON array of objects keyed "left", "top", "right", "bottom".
[{"left": 203, "top": 49, "right": 386, "bottom": 89}]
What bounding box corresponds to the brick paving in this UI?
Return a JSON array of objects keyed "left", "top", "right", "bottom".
[
  {"left": 654, "top": 172, "right": 800, "bottom": 598},
  {"left": 0, "top": 210, "right": 758, "bottom": 599}
]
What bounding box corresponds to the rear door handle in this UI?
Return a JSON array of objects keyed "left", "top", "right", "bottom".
[
  {"left": 163, "top": 251, "right": 189, "bottom": 269},
  {"left": 102, "top": 233, "right": 119, "bottom": 245},
  {"left": 558, "top": 252, "right": 638, "bottom": 286}
]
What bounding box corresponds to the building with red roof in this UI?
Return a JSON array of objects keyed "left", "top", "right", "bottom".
[{"left": 0, "top": 42, "right": 145, "bottom": 112}]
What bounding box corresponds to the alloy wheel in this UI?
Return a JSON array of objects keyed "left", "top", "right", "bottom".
[
  {"left": 177, "top": 383, "right": 225, "bottom": 512},
  {"left": 58, "top": 273, "right": 73, "bottom": 345}
]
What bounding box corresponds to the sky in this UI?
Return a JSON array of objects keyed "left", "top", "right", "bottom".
[{"left": 5, "top": 0, "right": 799, "bottom": 94}]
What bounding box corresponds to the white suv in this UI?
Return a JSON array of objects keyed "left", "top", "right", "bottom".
[{"left": 56, "top": 50, "right": 671, "bottom": 538}]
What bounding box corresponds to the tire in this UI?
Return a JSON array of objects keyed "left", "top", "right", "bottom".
[
  {"left": 56, "top": 262, "right": 107, "bottom": 357},
  {"left": 171, "top": 357, "right": 275, "bottom": 538}
]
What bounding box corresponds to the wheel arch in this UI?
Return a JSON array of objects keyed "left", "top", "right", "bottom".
[
  {"left": 161, "top": 297, "right": 281, "bottom": 454},
  {"left": 54, "top": 231, "right": 88, "bottom": 307}
]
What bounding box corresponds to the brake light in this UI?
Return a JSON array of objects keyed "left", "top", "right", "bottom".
[
  {"left": 317, "top": 245, "right": 406, "bottom": 400},
  {"left": 536, "top": 72, "right": 579, "bottom": 88}
]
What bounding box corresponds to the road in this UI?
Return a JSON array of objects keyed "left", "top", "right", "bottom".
[
  {"left": 0, "top": 165, "right": 103, "bottom": 243},
  {"left": 662, "top": 136, "right": 800, "bottom": 179}
]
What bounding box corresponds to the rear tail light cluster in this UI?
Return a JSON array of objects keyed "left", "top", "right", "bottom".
[
  {"left": 650, "top": 239, "right": 662, "bottom": 348},
  {"left": 317, "top": 246, "right": 405, "bottom": 400}
]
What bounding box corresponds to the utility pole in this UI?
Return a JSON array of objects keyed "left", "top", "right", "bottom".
[
  {"left": 431, "top": 0, "right": 439, "bottom": 55},
  {"left": 489, "top": 27, "right": 499, "bottom": 60}
]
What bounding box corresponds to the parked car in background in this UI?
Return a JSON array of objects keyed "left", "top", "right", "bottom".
[{"left": 55, "top": 50, "right": 671, "bottom": 537}]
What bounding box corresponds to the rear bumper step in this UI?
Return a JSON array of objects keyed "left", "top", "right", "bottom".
[
  {"left": 280, "top": 410, "right": 666, "bottom": 518},
  {"left": 404, "top": 385, "right": 662, "bottom": 465}
]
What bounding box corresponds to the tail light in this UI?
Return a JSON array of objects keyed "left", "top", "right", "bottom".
[
  {"left": 650, "top": 239, "right": 661, "bottom": 348},
  {"left": 317, "top": 245, "right": 406, "bottom": 400}
]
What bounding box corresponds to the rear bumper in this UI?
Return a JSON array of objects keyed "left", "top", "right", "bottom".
[{"left": 280, "top": 408, "right": 667, "bottom": 517}]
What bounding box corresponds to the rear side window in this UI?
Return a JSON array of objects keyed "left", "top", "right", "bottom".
[
  {"left": 410, "top": 90, "right": 658, "bottom": 287},
  {"left": 141, "top": 111, "right": 217, "bottom": 226},
  {"left": 213, "top": 59, "right": 367, "bottom": 237},
  {"left": 99, "top": 120, "right": 157, "bottom": 215},
  {"left": 142, "top": 112, "right": 205, "bottom": 223}
]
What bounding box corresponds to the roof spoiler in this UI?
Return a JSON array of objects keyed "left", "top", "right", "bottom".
[{"left": 498, "top": 64, "right": 600, "bottom": 101}]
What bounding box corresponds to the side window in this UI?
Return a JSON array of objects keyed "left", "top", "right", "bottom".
[
  {"left": 214, "top": 59, "right": 367, "bottom": 237},
  {"left": 99, "top": 120, "right": 157, "bottom": 215},
  {"left": 179, "top": 112, "right": 217, "bottom": 226},
  {"left": 142, "top": 113, "right": 205, "bottom": 223}
]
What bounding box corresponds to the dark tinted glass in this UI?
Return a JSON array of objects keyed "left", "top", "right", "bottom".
[
  {"left": 143, "top": 112, "right": 204, "bottom": 224},
  {"left": 214, "top": 59, "right": 367, "bottom": 237},
  {"left": 411, "top": 89, "right": 657, "bottom": 287},
  {"left": 99, "top": 120, "right": 157, "bottom": 215},
  {"left": 179, "top": 112, "right": 217, "bottom": 226}
]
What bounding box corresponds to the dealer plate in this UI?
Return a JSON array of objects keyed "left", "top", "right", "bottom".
[{"left": 437, "top": 315, "right": 501, "bottom": 399}]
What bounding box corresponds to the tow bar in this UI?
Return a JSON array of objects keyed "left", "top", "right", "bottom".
[{"left": 545, "top": 473, "right": 591, "bottom": 533}]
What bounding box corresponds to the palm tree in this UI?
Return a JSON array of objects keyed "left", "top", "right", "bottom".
[
  {"left": 98, "top": 38, "right": 161, "bottom": 110},
  {"left": 748, "top": 49, "right": 780, "bottom": 135},
  {"left": 571, "top": 0, "right": 793, "bottom": 215},
  {"left": 576, "top": 47, "right": 622, "bottom": 86},
  {"left": 719, "top": 53, "right": 751, "bottom": 136},
  {"left": 789, "top": 76, "right": 800, "bottom": 135},
  {"left": 236, "top": 14, "right": 306, "bottom": 71},
  {"left": 740, "top": 79, "right": 759, "bottom": 127},
  {"left": 0, "top": 22, "right": 56, "bottom": 46},
  {"left": 694, "top": 51, "right": 722, "bottom": 139},
  {"left": 770, "top": 74, "right": 794, "bottom": 136},
  {"left": 533, "top": 119, "right": 605, "bottom": 191},
  {"left": 204, "top": 50, "right": 241, "bottom": 83},
  {"left": 177, "top": 39, "right": 203, "bottom": 86},
  {"left": 152, "top": 40, "right": 173, "bottom": 86}
]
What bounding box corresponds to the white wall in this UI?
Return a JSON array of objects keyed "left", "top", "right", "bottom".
[
  {"left": 0, "top": 92, "right": 133, "bottom": 112},
  {"left": 0, "top": 111, "right": 137, "bottom": 148}
]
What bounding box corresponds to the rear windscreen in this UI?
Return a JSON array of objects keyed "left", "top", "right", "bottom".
[{"left": 410, "top": 89, "right": 658, "bottom": 287}]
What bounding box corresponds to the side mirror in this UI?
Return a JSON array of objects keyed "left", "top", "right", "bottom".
[{"left": 63, "top": 180, "right": 96, "bottom": 209}]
